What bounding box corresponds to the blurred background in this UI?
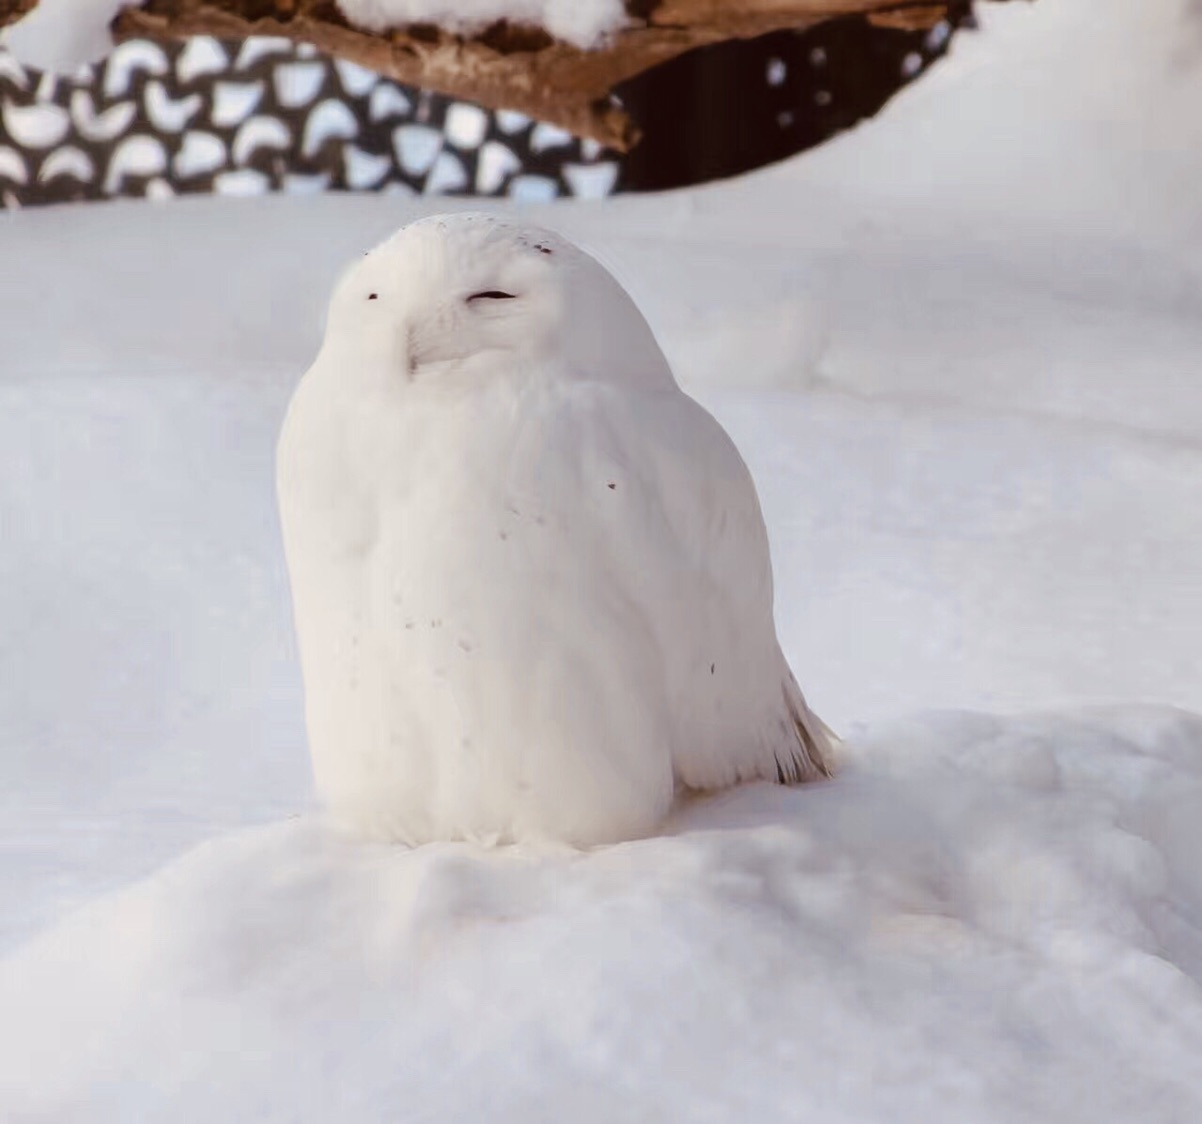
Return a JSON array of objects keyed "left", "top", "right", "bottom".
[{"left": 0, "top": 3, "right": 973, "bottom": 207}]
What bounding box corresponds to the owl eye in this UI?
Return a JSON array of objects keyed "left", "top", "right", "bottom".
[{"left": 467, "top": 290, "right": 517, "bottom": 302}]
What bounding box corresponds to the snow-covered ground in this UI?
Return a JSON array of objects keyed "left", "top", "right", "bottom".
[{"left": 1, "top": 0, "right": 1201, "bottom": 1119}]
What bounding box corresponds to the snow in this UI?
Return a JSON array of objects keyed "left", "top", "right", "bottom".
[
  {"left": 1, "top": 0, "right": 1201, "bottom": 1118},
  {"left": 4, "top": 709, "right": 1202, "bottom": 1121},
  {"left": 334, "top": 0, "right": 627, "bottom": 50},
  {"left": 794, "top": 0, "right": 1202, "bottom": 253}
]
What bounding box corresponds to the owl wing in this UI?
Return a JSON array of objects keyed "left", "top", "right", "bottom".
[{"left": 547, "top": 380, "right": 835, "bottom": 790}]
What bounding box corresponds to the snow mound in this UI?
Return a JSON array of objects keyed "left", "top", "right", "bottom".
[
  {"left": 781, "top": 0, "right": 1202, "bottom": 253},
  {"left": 2, "top": 708, "right": 1200, "bottom": 1122}
]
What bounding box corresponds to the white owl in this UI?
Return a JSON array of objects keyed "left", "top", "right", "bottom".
[{"left": 277, "top": 212, "right": 833, "bottom": 846}]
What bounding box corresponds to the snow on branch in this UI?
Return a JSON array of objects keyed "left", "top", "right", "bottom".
[{"left": 2, "top": 0, "right": 958, "bottom": 150}]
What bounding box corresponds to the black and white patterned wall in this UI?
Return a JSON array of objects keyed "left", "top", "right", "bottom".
[
  {"left": 0, "top": 6, "right": 972, "bottom": 207},
  {"left": 0, "top": 35, "right": 620, "bottom": 206}
]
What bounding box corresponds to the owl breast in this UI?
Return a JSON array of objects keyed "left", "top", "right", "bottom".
[{"left": 278, "top": 376, "right": 678, "bottom": 845}]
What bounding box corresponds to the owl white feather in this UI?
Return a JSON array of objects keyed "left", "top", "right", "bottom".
[{"left": 277, "top": 212, "right": 833, "bottom": 846}]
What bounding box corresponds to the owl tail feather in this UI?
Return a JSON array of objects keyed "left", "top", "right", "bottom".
[{"left": 777, "top": 676, "right": 838, "bottom": 784}]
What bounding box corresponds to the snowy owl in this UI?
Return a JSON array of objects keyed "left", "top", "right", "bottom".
[{"left": 277, "top": 212, "right": 833, "bottom": 846}]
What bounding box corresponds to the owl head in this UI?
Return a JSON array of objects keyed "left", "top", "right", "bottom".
[{"left": 317, "top": 212, "right": 675, "bottom": 391}]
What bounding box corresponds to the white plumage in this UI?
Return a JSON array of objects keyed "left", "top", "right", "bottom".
[{"left": 277, "top": 212, "right": 833, "bottom": 846}]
